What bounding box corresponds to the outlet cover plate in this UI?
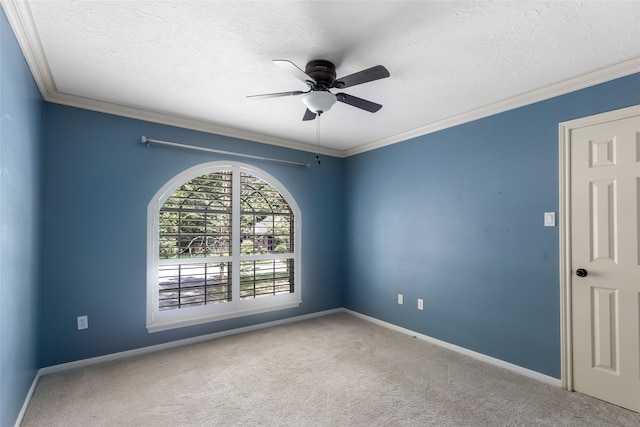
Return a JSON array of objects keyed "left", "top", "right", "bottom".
[{"left": 77, "top": 315, "right": 88, "bottom": 330}]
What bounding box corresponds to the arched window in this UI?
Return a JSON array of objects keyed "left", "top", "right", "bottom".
[{"left": 147, "top": 162, "right": 301, "bottom": 332}]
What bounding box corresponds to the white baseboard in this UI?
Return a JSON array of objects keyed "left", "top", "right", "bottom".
[
  {"left": 342, "top": 308, "right": 562, "bottom": 387},
  {"left": 17, "top": 306, "right": 560, "bottom": 426},
  {"left": 16, "top": 308, "right": 341, "bottom": 426},
  {"left": 40, "top": 308, "right": 342, "bottom": 376},
  {"left": 14, "top": 370, "right": 41, "bottom": 427}
]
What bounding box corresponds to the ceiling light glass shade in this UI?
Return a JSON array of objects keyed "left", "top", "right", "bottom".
[{"left": 302, "top": 91, "right": 337, "bottom": 114}]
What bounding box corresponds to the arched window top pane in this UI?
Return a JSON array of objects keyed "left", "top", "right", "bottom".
[
  {"left": 240, "top": 173, "right": 293, "bottom": 256},
  {"left": 163, "top": 172, "right": 232, "bottom": 212},
  {"left": 240, "top": 173, "right": 292, "bottom": 215},
  {"left": 159, "top": 171, "right": 233, "bottom": 259}
]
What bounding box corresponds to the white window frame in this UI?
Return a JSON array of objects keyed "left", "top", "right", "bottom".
[{"left": 146, "top": 161, "right": 301, "bottom": 332}]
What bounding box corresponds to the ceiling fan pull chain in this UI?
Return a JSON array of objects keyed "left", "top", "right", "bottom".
[{"left": 315, "top": 115, "right": 321, "bottom": 166}]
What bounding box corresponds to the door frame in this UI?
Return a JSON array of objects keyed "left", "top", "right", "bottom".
[{"left": 558, "top": 104, "right": 640, "bottom": 391}]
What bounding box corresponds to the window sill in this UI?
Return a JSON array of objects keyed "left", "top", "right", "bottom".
[{"left": 147, "top": 299, "right": 301, "bottom": 333}]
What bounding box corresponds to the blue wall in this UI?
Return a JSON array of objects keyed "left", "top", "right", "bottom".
[
  {"left": 345, "top": 73, "right": 640, "bottom": 378},
  {"left": 39, "top": 104, "right": 345, "bottom": 367},
  {"left": 2, "top": 7, "right": 640, "bottom": 422},
  {"left": 0, "top": 10, "right": 42, "bottom": 427}
]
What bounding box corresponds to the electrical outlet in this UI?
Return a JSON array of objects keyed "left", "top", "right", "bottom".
[
  {"left": 77, "top": 315, "right": 88, "bottom": 330},
  {"left": 418, "top": 299, "right": 424, "bottom": 310},
  {"left": 397, "top": 293, "right": 404, "bottom": 305}
]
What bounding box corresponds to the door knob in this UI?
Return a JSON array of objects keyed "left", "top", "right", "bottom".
[{"left": 576, "top": 268, "right": 588, "bottom": 277}]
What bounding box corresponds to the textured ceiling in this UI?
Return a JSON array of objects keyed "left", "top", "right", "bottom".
[{"left": 4, "top": 1, "right": 640, "bottom": 155}]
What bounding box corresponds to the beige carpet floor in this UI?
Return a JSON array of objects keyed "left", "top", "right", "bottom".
[{"left": 21, "top": 312, "right": 640, "bottom": 426}]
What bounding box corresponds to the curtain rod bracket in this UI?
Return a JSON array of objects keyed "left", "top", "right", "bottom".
[{"left": 141, "top": 136, "right": 150, "bottom": 147}]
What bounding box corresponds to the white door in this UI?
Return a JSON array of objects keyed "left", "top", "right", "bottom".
[{"left": 570, "top": 113, "right": 640, "bottom": 412}]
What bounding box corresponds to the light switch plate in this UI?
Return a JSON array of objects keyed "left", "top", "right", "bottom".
[{"left": 544, "top": 212, "right": 556, "bottom": 227}]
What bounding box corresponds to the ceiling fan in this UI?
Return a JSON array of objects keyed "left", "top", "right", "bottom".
[{"left": 247, "top": 60, "right": 390, "bottom": 121}]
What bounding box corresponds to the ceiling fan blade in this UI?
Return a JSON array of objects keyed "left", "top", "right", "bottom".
[
  {"left": 302, "top": 109, "right": 317, "bottom": 121},
  {"left": 274, "top": 60, "right": 316, "bottom": 86},
  {"left": 334, "top": 65, "right": 390, "bottom": 89},
  {"left": 247, "top": 91, "right": 305, "bottom": 99},
  {"left": 336, "top": 93, "right": 382, "bottom": 113}
]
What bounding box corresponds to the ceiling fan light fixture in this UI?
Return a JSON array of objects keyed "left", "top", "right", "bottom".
[{"left": 302, "top": 91, "right": 337, "bottom": 114}]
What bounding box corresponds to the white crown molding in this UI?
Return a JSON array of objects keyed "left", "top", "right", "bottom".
[
  {"left": 50, "top": 91, "right": 343, "bottom": 157},
  {"left": 1, "top": 0, "right": 56, "bottom": 98},
  {"left": 0, "top": 0, "right": 342, "bottom": 158},
  {"left": 344, "top": 57, "right": 640, "bottom": 157},
  {"left": 3, "top": 0, "right": 638, "bottom": 159}
]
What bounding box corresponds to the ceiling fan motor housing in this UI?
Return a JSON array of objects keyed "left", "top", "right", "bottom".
[{"left": 305, "top": 60, "right": 338, "bottom": 90}]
